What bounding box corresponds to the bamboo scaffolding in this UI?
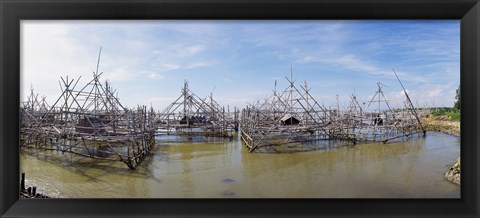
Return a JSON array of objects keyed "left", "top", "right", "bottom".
[
  {"left": 240, "top": 72, "right": 331, "bottom": 152},
  {"left": 239, "top": 70, "right": 426, "bottom": 152},
  {"left": 155, "top": 81, "right": 237, "bottom": 140},
  {"left": 20, "top": 54, "right": 156, "bottom": 169}
]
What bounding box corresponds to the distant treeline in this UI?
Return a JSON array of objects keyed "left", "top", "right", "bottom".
[{"left": 430, "top": 107, "right": 460, "bottom": 121}]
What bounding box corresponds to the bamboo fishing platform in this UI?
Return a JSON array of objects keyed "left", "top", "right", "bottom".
[
  {"left": 239, "top": 70, "right": 426, "bottom": 152},
  {"left": 20, "top": 48, "right": 156, "bottom": 169},
  {"left": 240, "top": 74, "right": 331, "bottom": 152},
  {"left": 154, "top": 81, "right": 238, "bottom": 141}
]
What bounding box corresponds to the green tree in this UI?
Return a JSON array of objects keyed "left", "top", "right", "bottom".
[{"left": 454, "top": 85, "right": 460, "bottom": 110}]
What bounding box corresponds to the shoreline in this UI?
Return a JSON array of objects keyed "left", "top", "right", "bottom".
[
  {"left": 421, "top": 116, "right": 460, "bottom": 186},
  {"left": 421, "top": 117, "right": 460, "bottom": 137}
]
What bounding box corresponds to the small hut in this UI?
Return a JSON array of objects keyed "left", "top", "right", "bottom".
[
  {"left": 280, "top": 114, "right": 300, "bottom": 125},
  {"left": 179, "top": 116, "right": 211, "bottom": 125},
  {"left": 76, "top": 116, "right": 106, "bottom": 134},
  {"left": 373, "top": 114, "right": 384, "bottom": 125}
]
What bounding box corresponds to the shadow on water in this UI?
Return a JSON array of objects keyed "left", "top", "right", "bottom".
[
  {"left": 254, "top": 140, "right": 354, "bottom": 154},
  {"left": 254, "top": 133, "right": 428, "bottom": 154},
  {"left": 21, "top": 148, "right": 159, "bottom": 183},
  {"left": 221, "top": 178, "right": 236, "bottom": 183},
  {"left": 156, "top": 134, "right": 232, "bottom": 144}
]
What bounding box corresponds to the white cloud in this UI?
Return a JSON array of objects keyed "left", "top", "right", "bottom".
[
  {"left": 21, "top": 21, "right": 218, "bottom": 104},
  {"left": 298, "top": 54, "right": 390, "bottom": 76},
  {"left": 20, "top": 21, "right": 97, "bottom": 103},
  {"left": 423, "top": 87, "right": 443, "bottom": 98},
  {"left": 183, "top": 45, "right": 205, "bottom": 56},
  {"left": 384, "top": 83, "right": 456, "bottom": 108},
  {"left": 185, "top": 62, "right": 211, "bottom": 69},
  {"left": 147, "top": 72, "right": 163, "bottom": 80},
  {"left": 297, "top": 53, "right": 433, "bottom": 86},
  {"left": 157, "top": 63, "right": 181, "bottom": 71}
]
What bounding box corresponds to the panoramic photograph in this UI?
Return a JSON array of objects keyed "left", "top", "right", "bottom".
[{"left": 19, "top": 20, "right": 460, "bottom": 198}]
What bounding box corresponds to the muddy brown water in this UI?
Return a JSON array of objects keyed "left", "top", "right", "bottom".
[{"left": 20, "top": 131, "right": 460, "bottom": 198}]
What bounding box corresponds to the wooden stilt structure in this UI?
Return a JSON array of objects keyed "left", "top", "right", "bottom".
[
  {"left": 240, "top": 70, "right": 331, "bottom": 152},
  {"left": 20, "top": 49, "right": 155, "bottom": 169},
  {"left": 239, "top": 69, "right": 426, "bottom": 152},
  {"left": 155, "top": 81, "right": 236, "bottom": 140}
]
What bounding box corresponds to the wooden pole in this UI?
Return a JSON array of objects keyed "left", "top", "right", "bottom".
[{"left": 21, "top": 173, "right": 25, "bottom": 191}]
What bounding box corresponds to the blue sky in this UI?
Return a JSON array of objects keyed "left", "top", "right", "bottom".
[{"left": 21, "top": 20, "right": 459, "bottom": 111}]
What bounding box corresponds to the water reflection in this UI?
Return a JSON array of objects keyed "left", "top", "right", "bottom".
[{"left": 20, "top": 132, "right": 459, "bottom": 198}]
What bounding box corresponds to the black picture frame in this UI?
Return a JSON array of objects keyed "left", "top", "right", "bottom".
[{"left": 1, "top": 0, "right": 479, "bottom": 217}]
